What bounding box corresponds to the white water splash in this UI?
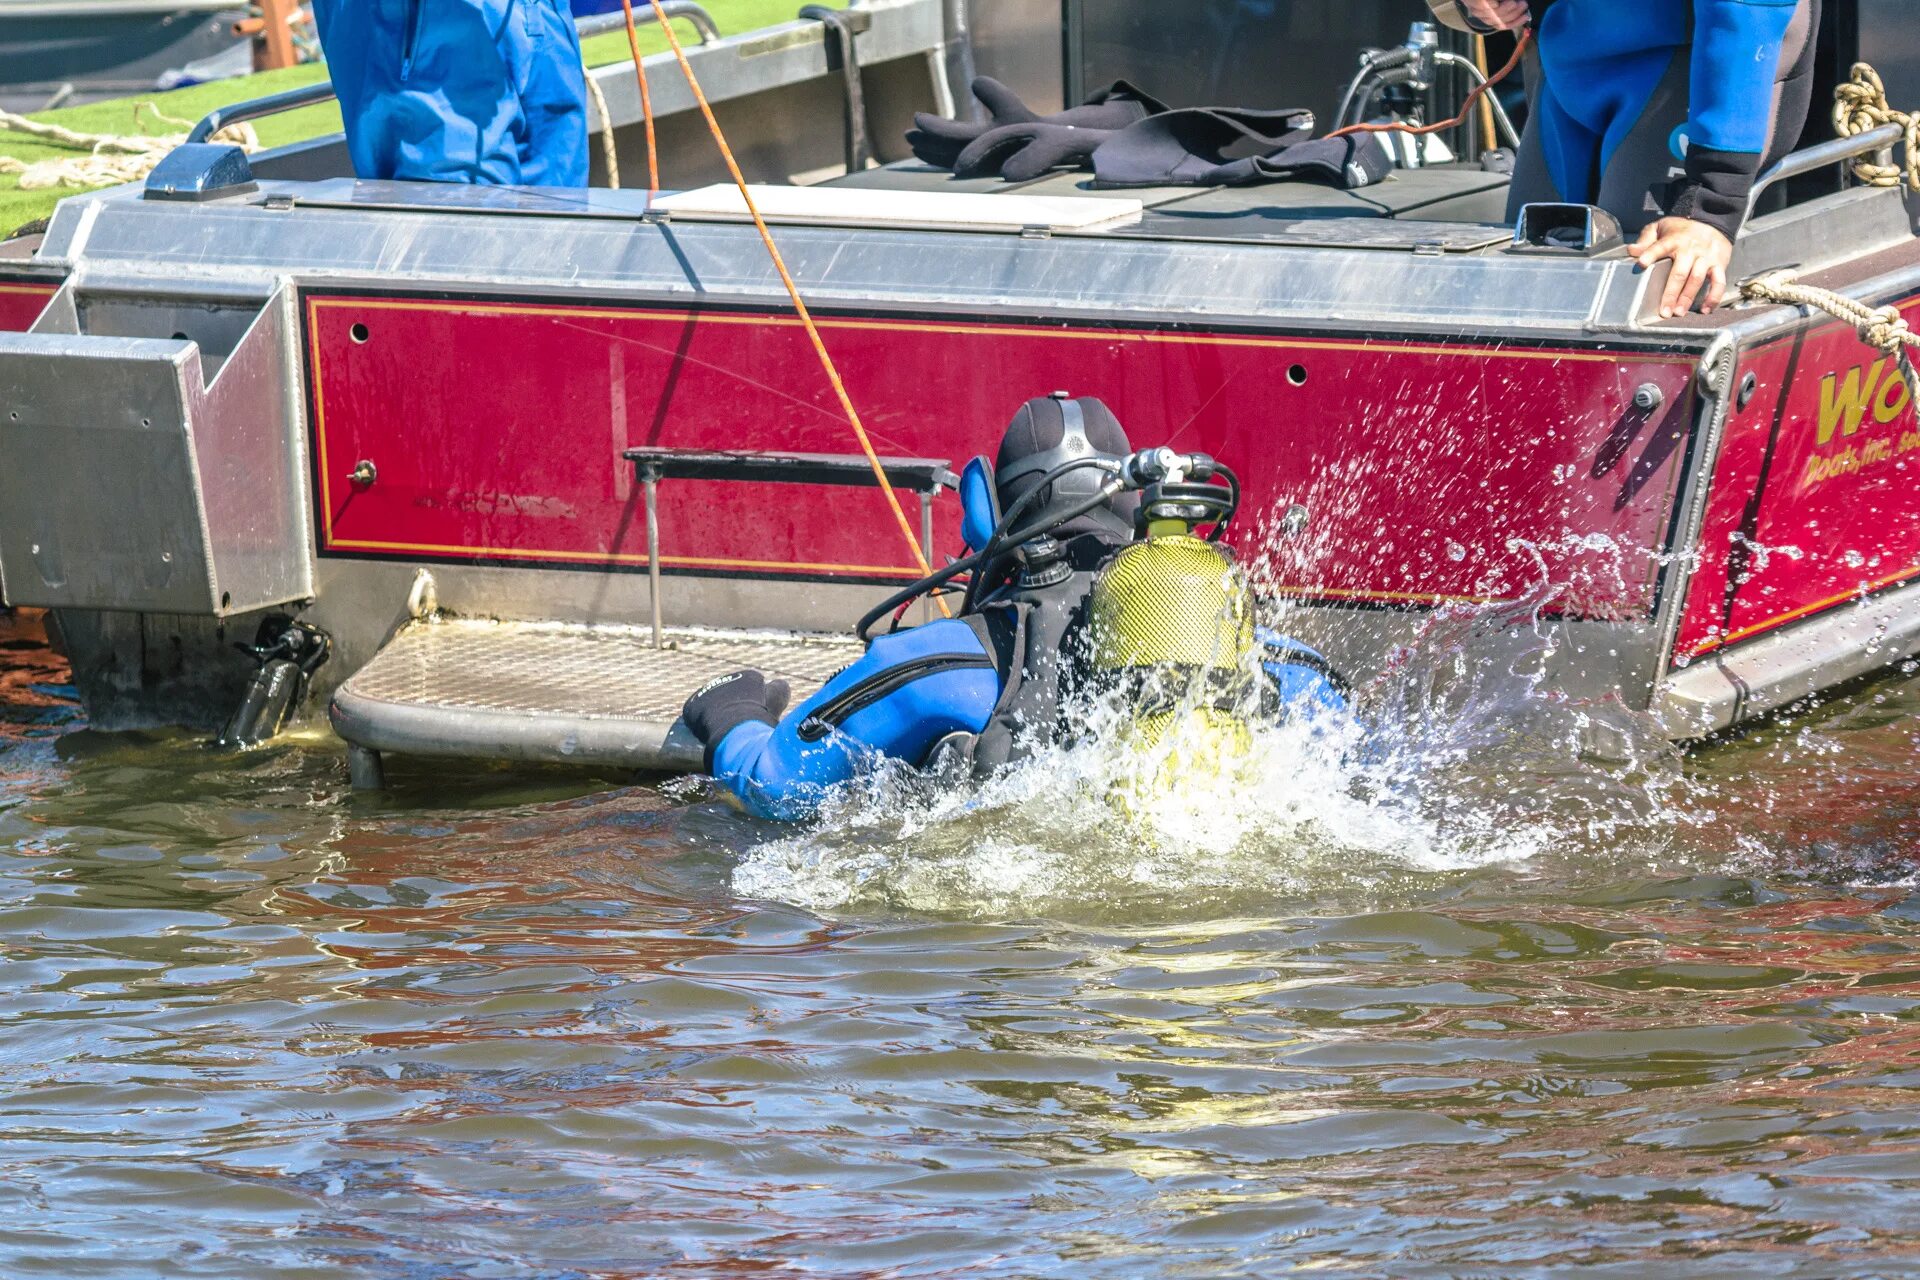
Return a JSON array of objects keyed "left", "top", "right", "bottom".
[{"left": 729, "top": 505, "right": 1695, "bottom": 920}]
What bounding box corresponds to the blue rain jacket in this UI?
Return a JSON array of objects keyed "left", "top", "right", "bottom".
[
  {"left": 709, "top": 618, "right": 1350, "bottom": 823},
  {"left": 312, "top": 0, "right": 589, "bottom": 186},
  {"left": 1534, "top": 0, "right": 1799, "bottom": 206}
]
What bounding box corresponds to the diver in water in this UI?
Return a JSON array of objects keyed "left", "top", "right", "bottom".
[
  {"left": 311, "top": 0, "right": 589, "bottom": 186},
  {"left": 1445, "top": 0, "right": 1819, "bottom": 318},
  {"left": 679, "top": 394, "right": 1348, "bottom": 822}
]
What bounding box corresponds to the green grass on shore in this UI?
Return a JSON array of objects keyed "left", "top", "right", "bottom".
[{"left": 0, "top": 0, "right": 843, "bottom": 234}]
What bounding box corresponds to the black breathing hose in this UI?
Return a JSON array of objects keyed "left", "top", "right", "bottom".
[
  {"left": 858, "top": 457, "right": 1122, "bottom": 642},
  {"left": 1207, "top": 463, "right": 1241, "bottom": 543},
  {"left": 854, "top": 454, "right": 1243, "bottom": 640},
  {"left": 960, "top": 456, "right": 1126, "bottom": 614}
]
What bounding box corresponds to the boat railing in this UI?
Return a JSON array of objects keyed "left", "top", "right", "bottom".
[
  {"left": 624, "top": 447, "right": 957, "bottom": 648},
  {"left": 1747, "top": 121, "right": 1905, "bottom": 216},
  {"left": 187, "top": 80, "right": 337, "bottom": 145},
  {"left": 574, "top": 1, "right": 720, "bottom": 45},
  {"left": 187, "top": 0, "right": 724, "bottom": 146}
]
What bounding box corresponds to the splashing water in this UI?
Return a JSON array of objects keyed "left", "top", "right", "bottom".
[{"left": 732, "top": 532, "right": 1693, "bottom": 920}]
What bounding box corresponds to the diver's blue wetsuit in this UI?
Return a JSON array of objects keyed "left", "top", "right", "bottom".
[
  {"left": 706, "top": 619, "right": 1347, "bottom": 823},
  {"left": 1510, "top": 0, "right": 1817, "bottom": 239},
  {"left": 711, "top": 618, "right": 1003, "bottom": 823},
  {"left": 312, "top": 0, "right": 589, "bottom": 186},
  {"left": 690, "top": 392, "right": 1352, "bottom": 824}
]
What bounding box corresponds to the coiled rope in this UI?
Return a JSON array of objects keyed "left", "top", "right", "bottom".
[
  {"left": 1833, "top": 62, "right": 1920, "bottom": 191},
  {"left": 1738, "top": 63, "right": 1920, "bottom": 400},
  {"left": 0, "top": 105, "right": 258, "bottom": 191},
  {"left": 627, "top": 0, "right": 947, "bottom": 607}
]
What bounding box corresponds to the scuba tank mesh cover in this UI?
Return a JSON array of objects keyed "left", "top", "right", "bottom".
[{"left": 1087, "top": 529, "right": 1258, "bottom": 757}]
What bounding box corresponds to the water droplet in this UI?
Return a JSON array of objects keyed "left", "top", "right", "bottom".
[{"left": 1446, "top": 540, "right": 1467, "bottom": 562}]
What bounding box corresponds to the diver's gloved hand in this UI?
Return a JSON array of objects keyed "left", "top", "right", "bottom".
[
  {"left": 907, "top": 77, "right": 1166, "bottom": 172},
  {"left": 954, "top": 122, "right": 1115, "bottom": 182},
  {"left": 681, "top": 671, "right": 792, "bottom": 772}
]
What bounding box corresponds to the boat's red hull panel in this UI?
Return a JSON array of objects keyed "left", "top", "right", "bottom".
[
  {"left": 0, "top": 280, "right": 54, "bottom": 332},
  {"left": 304, "top": 294, "right": 1697, "bottom": 617},
  {"left": 1676, "top": 296, "right": 1920, "bottom": 662}
]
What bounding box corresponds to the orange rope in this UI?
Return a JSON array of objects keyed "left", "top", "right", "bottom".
[
  {"left": 1327, "top": 27, "right": 1531, "bottom": 141},
  {"left": 616, "top": 0, "right": 658, "bottom": 199},
  {"left": 638, "top": 0, "right": 949, "bottom": 610},
  {"left": 1472, "top": 34, "right": 1497, "bottom": 153}
]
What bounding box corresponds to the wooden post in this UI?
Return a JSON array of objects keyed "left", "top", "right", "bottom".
[{"left": 234, "top": 0, "right": 303, "bottom": 72}]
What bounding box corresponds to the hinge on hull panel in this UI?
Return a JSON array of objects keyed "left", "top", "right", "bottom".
[{"left": 1645, "top": 331, "right": 1741, "bottom": 698}]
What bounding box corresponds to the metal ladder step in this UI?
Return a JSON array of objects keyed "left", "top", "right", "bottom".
[{"left": 328, "top": 619, "right": 861, "bottom": 783}]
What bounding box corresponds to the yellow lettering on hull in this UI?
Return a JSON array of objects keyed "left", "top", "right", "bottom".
[{"left": 1818, "top": 360, "right": 1886, "bottom": 444}]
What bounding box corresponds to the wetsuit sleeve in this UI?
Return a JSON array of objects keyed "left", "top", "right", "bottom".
[
  {"left": 709, "top": 618, "right": 1004, "bottom": 822},
  {"left": 1672, "top": 0, "right": 1801, "bottom": 238}
]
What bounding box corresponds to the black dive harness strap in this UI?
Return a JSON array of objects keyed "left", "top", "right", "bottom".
[{"left": 1106, "top": 664, "right": 1256, "bottom": 719}]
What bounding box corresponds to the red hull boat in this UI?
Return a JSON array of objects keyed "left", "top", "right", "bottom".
[{"left": 0, "top": 1, "right": 1915, "bottom": 781}]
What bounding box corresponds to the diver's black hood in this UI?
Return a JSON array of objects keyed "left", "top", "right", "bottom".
[{"left": 994, "top": 394, "right": 1139, "bottom": 541}]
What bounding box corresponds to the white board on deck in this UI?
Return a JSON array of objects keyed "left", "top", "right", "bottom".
[{"left": 652, "top": 183, "right": 1144, "bottom": 232}]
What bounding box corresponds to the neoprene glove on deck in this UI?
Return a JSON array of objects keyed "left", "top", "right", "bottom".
[
  {"left": 908, "top": 77, "right": 1169, "bottom": 178},
  {"left": 682, "top": 671, "right": 791, "bottom": 772}
]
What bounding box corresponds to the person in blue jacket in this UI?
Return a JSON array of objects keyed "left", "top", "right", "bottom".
[
  {"left": 679, "top": 394, "right": 1350, "bottom": 823},
  {"left": 311, "top": 0, "right": 589, "bottom": 186},
  {"left": 1458, "top": 0, "right": 1817, "bottom": 318}
]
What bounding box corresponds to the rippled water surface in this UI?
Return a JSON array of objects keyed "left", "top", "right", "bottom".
[{"left": 5, "top": 607, "right": 1920, "bottom": 1278}]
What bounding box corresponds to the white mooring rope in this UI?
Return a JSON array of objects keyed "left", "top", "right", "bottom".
[
  {"left": 0, "top": 104, "right": 259, "bottom": 191},
  {"left": 1737, "top": 63, "right": 1920, "bottom": 400},
  {"left": 583, "top": 67, "right": 620, "bottom": 189},
  {"left": 1745, "top": 269, "right": 1920, "bottom": 402},
  {"left": 1834, "top": 62, "right": 1920, "bottom": 191}
]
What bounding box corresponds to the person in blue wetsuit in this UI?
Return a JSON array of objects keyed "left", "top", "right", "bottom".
[
  {"left": 1456, "top": 0, "right": 1817, "bottom": 318},
  {"left": 311, "top": 0, "right": 589, "bottom": 186},
  {"left": 679, "top": 394, "right": 1350, "bottom": 823}
]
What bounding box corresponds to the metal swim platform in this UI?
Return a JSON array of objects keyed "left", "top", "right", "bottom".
[{"left": 329, "top": 619, "right": 861, "bottom": 785}]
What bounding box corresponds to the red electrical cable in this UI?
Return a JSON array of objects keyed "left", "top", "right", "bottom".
[{"left": 1326, "top": 26, "right": 1531, "bottom": 141}]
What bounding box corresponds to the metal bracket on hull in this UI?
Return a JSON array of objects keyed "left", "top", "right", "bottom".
[
  {"left": 1655, "top": 579, "right": 1920, "bottom": 739},
  {"left": 0, "top": 284, "right": 311, "bottom": 615}
]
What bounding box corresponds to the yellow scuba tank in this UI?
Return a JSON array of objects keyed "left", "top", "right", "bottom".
[{"left": 1087, "top": 500, "right": 1257, "bottom": 782}]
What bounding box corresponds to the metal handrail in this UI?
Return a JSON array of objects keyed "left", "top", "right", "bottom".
[
  {"left": 187, "top": 80, "right": 338, "bottom": 145},
  {"left": 575, "top": 1, "right": 720, "bottom": 44},
  {"left": 622, "top": 446, "right": 954, "bottom": 648},
  {"left": 1748, "top": 122, "right": 1904, "bottom": 213},
  {"left": 188, "top": 0, "right": 723, "bottom": 146}
]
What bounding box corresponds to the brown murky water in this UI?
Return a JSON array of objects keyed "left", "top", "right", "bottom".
[{"left": 3, "top": 607, "right": 1920, "bottom": 1278}]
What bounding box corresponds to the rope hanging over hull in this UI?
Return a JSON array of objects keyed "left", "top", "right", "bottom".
[{"left": 627, "top": 0, "right": 949, "bottom": 609}]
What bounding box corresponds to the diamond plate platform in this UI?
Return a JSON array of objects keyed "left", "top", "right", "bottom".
[{"left": 329, "top": 619, "right": 861, "bottom": 778}]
